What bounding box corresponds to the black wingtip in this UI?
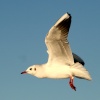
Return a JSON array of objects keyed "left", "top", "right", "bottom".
[
  {"left": 67, "top": 12, "right": 71, "bottom": 17},
  {"left": 73, "top": 53, "right": 85, "bottom": 66}
]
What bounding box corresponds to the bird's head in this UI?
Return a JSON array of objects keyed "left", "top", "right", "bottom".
[{"left": 21, "top": 65, "right": 37, "bottom": 76}]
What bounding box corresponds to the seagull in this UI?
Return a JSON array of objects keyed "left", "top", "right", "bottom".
[{"left": 21, "top": 13, "right": 92, "bottom": 91}]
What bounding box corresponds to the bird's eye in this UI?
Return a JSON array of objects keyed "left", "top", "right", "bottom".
[
  {"left": 34, "top": 68, "right": 36, "bottom": 71},
  {"left": 30, "top": 68, "right": 32, "bottom": 70}
]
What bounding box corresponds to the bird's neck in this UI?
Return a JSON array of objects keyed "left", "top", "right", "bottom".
[{"left": 34, "top": 64, "right": 47, "bottom": 78}]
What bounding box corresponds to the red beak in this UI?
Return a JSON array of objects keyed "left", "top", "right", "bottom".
[{"left": 21, "top": 71, "right": 27, "bottom": 74}]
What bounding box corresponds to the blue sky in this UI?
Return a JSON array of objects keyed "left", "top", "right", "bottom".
[{"left": 0, "top": 0, "right": 100, "bottom": 100}]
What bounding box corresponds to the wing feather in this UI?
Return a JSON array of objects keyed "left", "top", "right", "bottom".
[{"left": 45, "top": 13, "right": 74, "bottom": 65}]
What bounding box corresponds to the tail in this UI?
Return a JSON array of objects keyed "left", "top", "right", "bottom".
[{"left": 71, "top": 62, "right": 92, "bottom": 80}]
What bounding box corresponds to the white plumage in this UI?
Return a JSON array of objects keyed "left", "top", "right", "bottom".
[{"left": 21, "top": 13, "right": 92, "bottom": 91}]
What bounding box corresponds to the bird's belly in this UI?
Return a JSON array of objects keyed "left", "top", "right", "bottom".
[
  {"left": 47, "top": 73, "right": 70, "bottom": 79},
  {"left": 45, "top": 66, "right": 71, "bottom": 79}
]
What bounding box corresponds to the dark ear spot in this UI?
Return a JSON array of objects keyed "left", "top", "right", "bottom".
[{"left": 34, "top": 68, "right": 36, "bottom": 71}]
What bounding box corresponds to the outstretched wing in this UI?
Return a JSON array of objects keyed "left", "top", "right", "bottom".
[{"left": 45, "top": 13, "right": 74, "bottom": 65}]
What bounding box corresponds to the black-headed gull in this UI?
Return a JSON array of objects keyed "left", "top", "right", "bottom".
[{"left": 21, "top": 13, "right": 92, "bottom": 91}]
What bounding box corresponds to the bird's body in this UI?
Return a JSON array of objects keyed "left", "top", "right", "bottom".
[
  {"left": 28, "top": 62, "right": 91, "bottom": 80},
  {"left": 21, "top": 13, "right": 92, "bottom": 91},
  {"left": 38, "top": 64, "right": 71, "bottom": 79}
]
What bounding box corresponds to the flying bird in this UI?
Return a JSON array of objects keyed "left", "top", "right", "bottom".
[{"left": 21, "top": 13, "right": 92, "bottom": 91}]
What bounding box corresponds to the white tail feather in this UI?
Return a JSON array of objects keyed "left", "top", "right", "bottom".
[{"left": 71, "top": 62, "right": 92, "bottom": 80}]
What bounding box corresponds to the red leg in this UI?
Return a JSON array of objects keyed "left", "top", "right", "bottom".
[{"left": 69, "top": 77, "right": 76, "bottom": 91}]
